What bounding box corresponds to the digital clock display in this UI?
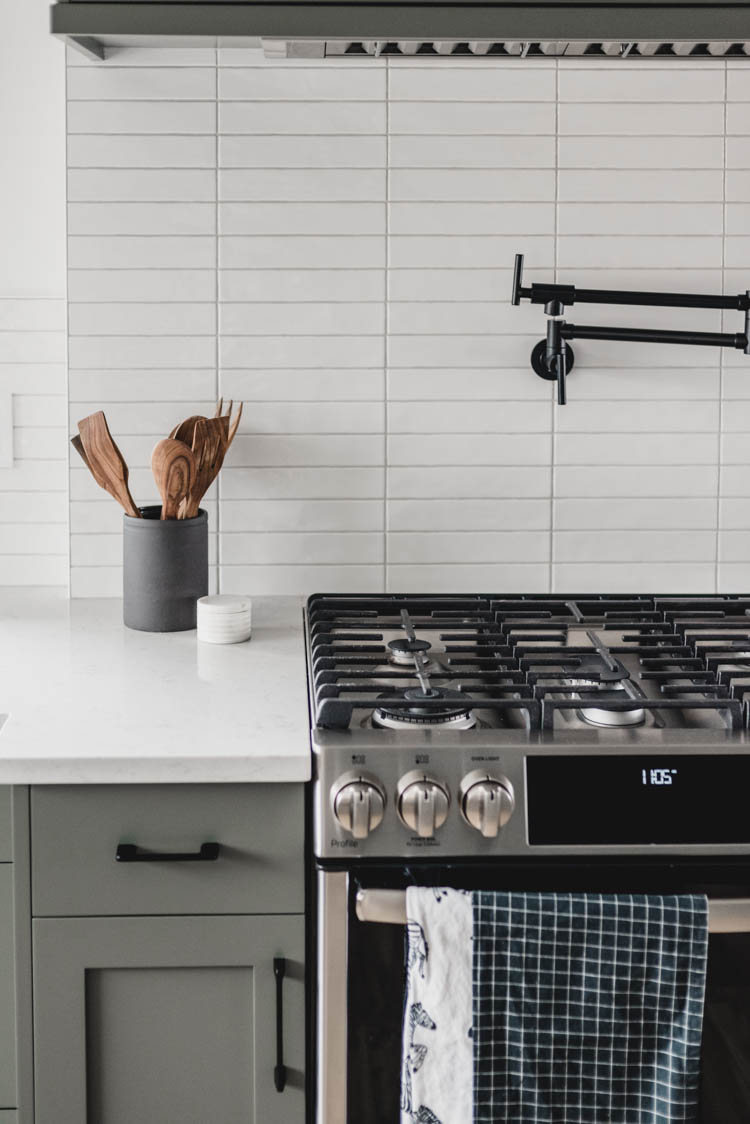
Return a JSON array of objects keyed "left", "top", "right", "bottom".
[{"left": 527, "top": 754, "right": 750, "bottom": 845}]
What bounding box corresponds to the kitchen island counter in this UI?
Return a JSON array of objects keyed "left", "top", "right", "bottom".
[{"left": 0, "top": 590, "right": 310, "bottom": 783}]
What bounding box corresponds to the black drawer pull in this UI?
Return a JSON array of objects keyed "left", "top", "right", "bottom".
[
  {"left": 273, "top": 957, "right": 287, "bottom": 1093},
  {"left": 115, "top": 842, "right": 221, "bottom": 863}
]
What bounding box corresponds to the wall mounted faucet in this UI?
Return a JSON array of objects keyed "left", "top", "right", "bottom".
[{"left": 511, "top": 253, "right": 750, "bottom": 405}]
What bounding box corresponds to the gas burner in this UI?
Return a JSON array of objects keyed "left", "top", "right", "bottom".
[
  {"left": 387, "top": 636, "right": 443, "bottom": 675},
  {"left": 372, "top": 687, "right": 478, "bottom": 731},
  {"left": 576, "top": 699, "right": 646, "bottom": 729}
]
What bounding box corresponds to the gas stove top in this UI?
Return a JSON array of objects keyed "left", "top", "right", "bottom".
[{"left": 306, "top": 594, "right": 750, "bottom": 859}]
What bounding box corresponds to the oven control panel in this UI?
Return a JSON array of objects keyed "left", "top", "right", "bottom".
[{"left": 313, "top": 735, "right": 750, "bottom": 860}]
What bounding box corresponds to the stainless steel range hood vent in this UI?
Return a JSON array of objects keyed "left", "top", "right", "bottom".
[
  {"left": 50, "top": 3, "right": 750, "bottom": 63},
  {"left": 266, "top": 39, "right": 750, "bottom": 60}
]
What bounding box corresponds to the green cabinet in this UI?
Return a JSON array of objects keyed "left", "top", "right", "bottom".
[
  {"left": 0, "top": 782, "right": 307, "bottom": 1124},
  {"left": 33, "top": 914, "right": 305, "bottom": 1124}
]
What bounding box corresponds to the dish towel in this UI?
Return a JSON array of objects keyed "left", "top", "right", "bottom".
[{"left": 402, "top": 890, "right": 709, "bottom": 1124}]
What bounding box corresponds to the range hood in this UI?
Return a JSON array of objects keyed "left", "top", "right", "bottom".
[{"left": 50, "top": 2, "right": 750, "bottom": 62}]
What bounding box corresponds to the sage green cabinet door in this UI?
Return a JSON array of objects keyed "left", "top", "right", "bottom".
[
  {"left": 33, "top": 915, "right": 305, "bottom": 1124},
  {"left": 0, "top": 866, "right": 16, "bottom": 1110}
]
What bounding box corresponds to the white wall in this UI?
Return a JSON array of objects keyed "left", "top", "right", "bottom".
[
  {"left": 64, "top": 46, "right": 750, "bottom": 596},
  {"left": 0, "top": 0, "right": 67, "bottom": 585}
]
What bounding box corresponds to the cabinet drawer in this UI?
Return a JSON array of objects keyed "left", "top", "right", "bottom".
[{"left": 31, "top": 784, "right": 304, "bottom": 917}]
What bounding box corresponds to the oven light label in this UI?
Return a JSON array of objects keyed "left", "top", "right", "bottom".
[{"left": 642, "top": 768, "right": 678, "bottom": 786}]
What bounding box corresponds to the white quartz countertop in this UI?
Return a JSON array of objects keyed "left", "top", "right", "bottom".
[{"left": 0, "top": 590, "right": 311, "bottom": 784}]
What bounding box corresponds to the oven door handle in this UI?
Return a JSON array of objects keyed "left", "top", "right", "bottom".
[{"left": 355, "top": 889, "right": 750, "bottom": 934}]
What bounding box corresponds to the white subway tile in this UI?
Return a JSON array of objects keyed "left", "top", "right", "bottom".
[
  {"left": 388, "top": 498, "right": 549, "bottom": 532},
  {"left": 559, "top": 69, "right": 725, "bottom": 103},
  {"left": 389, "top": 531, "right": 548, "bottom": 564},
  {"left": 560, "top": 135, "right": 725, "bottom": 169},
  {"left": 221, "top": 531, "right": 383, "bottom": 565},
  {"left": 220, "top": 302, "right": 382, "bottom": 335},
  {"left": 0, "top": 333, "right": 66, "bottom": 364},
  {"left": 389, "top": 102, "right": 555, "bottom": 135},
  {"left": 0, "top": 555, "right": 67, "bottom": 586},
  {"left": 388, "top": 466, "right": 550, "bottom": 499},
  {"left": 219, "top": 68, "right": 385, "bottom": 100},
  {"left": 221, "top": 369, "right": 383, "bottom": 401},
  {"left": 68, "top": 66, "right": 216, "bottom": 101},
  {"left": 389, "top": 135, "right": 556, "bottom": 169},
  {"left": 387, "top": 368, "right": 549, "bottom": 401},
  {"left": 68, "top": 202, "right": 214, "bottom": 236},
  {"left": 0, "top": 493, "right": 67, "bottom": 524},
  {"left": 558, "top": 170, "right": 723, "bottom": 203},
  {"left": 556, "top": 400, "right": 719, "bottom": 433},
  {"left": 552, "top": 562, "right": 715, "bottom": 594},
  {"left": 557, "top": 236, "right": 723, "bottom": 270},
  {"left": 389, "top": 300, "right": 539, "bottom": 335},
  {"left": 722, "top": 433, "right": 750, "bottom": 463},
  {"left": 555, "top": 497, "right": 717, "bottom": 531},
  {"left": 70, "top": 534, "right": 122, "bottom": 567},
  {"left": 560, "top": 102, "right": 724, "bottom": 135},
  {"left": 68, "top": 135, "right": 216, "bottom": 168},
  {"left": 221, "top": 498, "right": 383, "bottom": 533},
  {"left": 220, "top": 135, "right": 386, "bottom": 168},
  {"left": 727, "top": 104, "right": 750, "bottom": 134},
  {"left": 720, "top": 498, "right": 750, "bottom": 529},
  {"left": 13, "top": 396, "right": 67, "bottom": 427},
  {"left": 69, "top": 369, "right": 216, "bottom": 403},
  {"left": 224, "top": 401, "right": 382, "bottom": 434},
  {"left": 70, "top": 567, "right": 122, "bottom": 598},
  {"left": 556, "top": 432, "right": 716, "bottom": 465},
  {"left": 727, "top": 137, "right": 750, "bottom": 169},
  {"left": 68, "top": 336, "right": 216, "bottom": 369},
  {"left": 555, "top": 529, "right": 716, "bottom": 564},
  {"left": 718, "top": 564, "right": 750, "bottom": 592},
  {"left": 570, "top": 369, "right": 720, "bottom": 400},
  {"left": 68, "top": 169, "right": 215, "bottom": 202},
  {"left": 388, "top": 235, "right": 554, "bottom": 269},
  {"left": 390, "top": 169, "right": 553, "bottom": 203},
  {"left": 726, "top": 204, "right": 750, "bottom": 235},
  {"left": 68, "top": 236, "right": 216, "bottom": 269},
  {"left": 388, "top": 69, "right": 555, "bottom": 101},
  {"left": 221, "top": 467, "right": 383, "bottom": 499},
  {"left": 0, "top": 366, "right": 66, "bottom": 397},
  {"left": 68, "top": 101, "right": 216, "bottom": 134},
  {"left": 220, "top": 269, "right": 383, "bottom": 303},
  {"left": 69, "top": 303, "right": 216, "bottom": 336},
  {"left": 67, "top": 46, "right": 217, "bottom": 67},
  {"left": 229, "top": 435, "right": 383, "bottom": 466},
  {"left": 221, "top": 334, "right": 384, "bottom": 369},
  {"left": 390, "top": 202, "right": 554, "bottom": 236},
  {"left": 556, "top": 464, "right": 717, "bottom": 498},
  {"left": 387, "top": 433, "right": 549, "bottom": 465},
  {"left": 68, "top": 270, "right": 216, "bottom": 302},
  {"left": 388, "top": 400, "right": 549, "bottom": 433},
  {"left": 388, "top": 334, "right": 540, "bottom": 369},
  {"left": 0, "top": 299, "right": 66, "bottom": 331},
  {"left": 220, "top": 101, "right": 385, "bottom": 135},
  {"left": 219, "top": 235, "right": 385, "bottom": 270},
  {"left": 721, "top": 465, "right": 750, "bottom": 497},
  {"left": 220, "top": 564, "right": 383, "bottom": 596},
  {"left": 560, "top": 201, "right": 724, "bottom": 236},
  {"left": 220, "top": 169, "right": 384, "bottom": 202},
  {"left": 388, "top": 269, "right": 522, "bottom": 303},
  {"left": 719, "top": 531, "right": 750, "bottom": 562},
  {"left": 387, "top": 564, "right": 549, "bottom": 593},
  {"left": 0, "top": 523, "right": 67, "bottom": 554},
  {"left": 220, "top": 201, "right": 383, "bottom": 236}
]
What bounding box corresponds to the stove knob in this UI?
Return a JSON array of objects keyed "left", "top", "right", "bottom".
[
  {"left": 332, "top": 773, "right": 386, "bottom": 840},
  {"left": 459, "top": 770, "right": 514, "bottom": 839},
  {"left": 397, "top": 770, "right": 450, "bottom": 838}
]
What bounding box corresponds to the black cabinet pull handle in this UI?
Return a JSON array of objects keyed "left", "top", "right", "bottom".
[
  {"left": 115, "top": 842, "right": 221, "bottom": 863},
  {"left": 273, "top": 957, "right": 287, "bottom": 1093}
]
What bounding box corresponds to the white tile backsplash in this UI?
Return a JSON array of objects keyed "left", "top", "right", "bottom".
[{"left": 57, "top": 48, "right": 750, "bottom": 596}]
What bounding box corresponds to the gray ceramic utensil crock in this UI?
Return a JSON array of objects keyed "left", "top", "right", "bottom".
[{"left": 123, "top": 505, "right": 208, "bottom": 632}]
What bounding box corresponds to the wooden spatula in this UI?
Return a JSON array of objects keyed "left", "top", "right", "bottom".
[
  {"left": 152, "top": 438, "right": 197, "bottom": 520},
  {"left": 77, "top": 411, "right": 140, "bottom": 518},
  {"left": 169, "top": 414, "right": 206, "bottom": 445}
]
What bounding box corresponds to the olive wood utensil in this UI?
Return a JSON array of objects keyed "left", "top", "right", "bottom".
[
  {"left": 226, "top": 402, "right": 243, "bottom": 452},
  {"left": 77, "top": 411, "right": 140, "bottom": 518},
  {"left": 152, "top": 438, "right": 197, "bottom": 520},
  {"left": 183, "top": 417, "right": 223, "bottom": 519},
  {"left": 169, "top": 414, "right": 205, "bottom": 445}
]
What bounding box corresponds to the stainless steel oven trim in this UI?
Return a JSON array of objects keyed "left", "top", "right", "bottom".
[
  {"left": 317, "top": 869, "right": 349, "bottom": 1124},
  {"left": 355, "top": 888, "right": 750, "bottom": 933}
]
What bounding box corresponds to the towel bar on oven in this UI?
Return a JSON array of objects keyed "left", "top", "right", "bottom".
[{"left": 355, "top": 889, "right": 750, "bottom": 934}]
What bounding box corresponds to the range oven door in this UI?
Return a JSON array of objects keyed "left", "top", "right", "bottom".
[{"left": 316, "top": 859, "right": 750, "bottom": 1124}]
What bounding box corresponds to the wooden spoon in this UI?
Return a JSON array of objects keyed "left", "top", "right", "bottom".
[
  {"left": 225, "top": 402, "right": 243, "bottom": 453},
  {"left": 151, "top": 438, "right": 197, "bottom": 520},
  {"left": 77, "top": 411, "right": 140, "bottom": 518}
]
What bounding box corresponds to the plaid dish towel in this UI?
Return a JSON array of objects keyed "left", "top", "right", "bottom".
[{"left": 474, "top": 892, "right": 709, "bottom": 1124}]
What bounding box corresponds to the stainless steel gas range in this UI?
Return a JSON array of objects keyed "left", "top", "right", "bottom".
[{"left": 306, "top": 593, "right": 750, "bottom": 1124}]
